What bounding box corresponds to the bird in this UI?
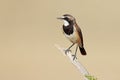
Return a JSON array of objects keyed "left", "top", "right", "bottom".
[{"left": 57, "top": 14, "right": 87, "bottom": 60}]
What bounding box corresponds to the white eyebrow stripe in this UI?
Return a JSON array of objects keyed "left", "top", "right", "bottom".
[{"left": 61, "top": 16, "right": 65, "bottom": 18}]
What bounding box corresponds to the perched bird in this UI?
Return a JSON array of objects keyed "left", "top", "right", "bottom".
[{"left": 57, "top": 14, "right": 87, "bottom": 60}]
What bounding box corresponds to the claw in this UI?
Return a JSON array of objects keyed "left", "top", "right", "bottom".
[
  {"left": 64, "top": 49, "right": 71, "bottom": 54},
  {"left": 72, "top": 55, "right": 77, "bottom": 60}
]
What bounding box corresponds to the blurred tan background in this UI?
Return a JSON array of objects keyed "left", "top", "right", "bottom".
[{"left": 0, "top": 0, "right": 120, "bottom": 80}]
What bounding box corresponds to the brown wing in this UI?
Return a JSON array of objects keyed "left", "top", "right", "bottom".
[{"left": 74, "top": 22, "right": 84, "bottom": 47}]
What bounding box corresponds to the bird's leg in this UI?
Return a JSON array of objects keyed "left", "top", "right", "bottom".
[
  {"left": 72, "top": 45, "right": 78, "bottom": 60},
  {"left": 65, "top": 43, "right": 75, "bottom": 54}
]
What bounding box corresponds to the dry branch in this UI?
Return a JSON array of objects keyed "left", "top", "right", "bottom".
[{"left": 55, "top": 44, "right": 97, "bottom": 80}]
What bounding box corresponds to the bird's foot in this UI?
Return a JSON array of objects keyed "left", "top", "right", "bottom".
[
  {"left": 72, "top": 54, "right": 77, "bottom": 60},
  {"left": 64, "top": 49, "right": 71, "bottom": 55}
]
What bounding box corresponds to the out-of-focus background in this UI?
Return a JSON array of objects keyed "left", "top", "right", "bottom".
[{"left": 0, "top": 0, "right": 120, "bottom": 80}]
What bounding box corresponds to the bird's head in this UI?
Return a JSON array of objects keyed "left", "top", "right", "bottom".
[{"left": 57, "top": 14, "right": 76, "bottom": 26}]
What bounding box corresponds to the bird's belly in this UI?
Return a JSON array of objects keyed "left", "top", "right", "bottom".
[{"left": 64, "top": 31, "right": 79, "bottom": 43}]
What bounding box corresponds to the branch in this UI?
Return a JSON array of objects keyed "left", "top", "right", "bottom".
[{"left": 55, "top": 44, "right": 97, "bottom": 80}]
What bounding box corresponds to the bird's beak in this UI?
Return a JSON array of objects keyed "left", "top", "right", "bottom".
[
  {"left": 57, "top": 16, "right": 65, "bottom": 20},
  {"left": 57, "top": 17, "right": 64, "bottom": 20}
]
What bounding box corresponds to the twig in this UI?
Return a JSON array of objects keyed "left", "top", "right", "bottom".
[{"left": 55, "top": 44, "right": 97, "bottom": 80}]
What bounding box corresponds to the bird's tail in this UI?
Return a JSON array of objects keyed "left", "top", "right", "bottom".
[{"left": 79, "top": 47, "right": 87, "bottom": 55}]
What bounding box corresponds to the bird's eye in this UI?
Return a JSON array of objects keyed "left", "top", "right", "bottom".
[{"left": 64, "top": 17, "right": 69, "bottom": 21}]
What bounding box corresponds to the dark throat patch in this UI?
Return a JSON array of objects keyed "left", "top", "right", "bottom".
[{"left": 63, "top": 24, "right": 74, "bottom": 35}]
